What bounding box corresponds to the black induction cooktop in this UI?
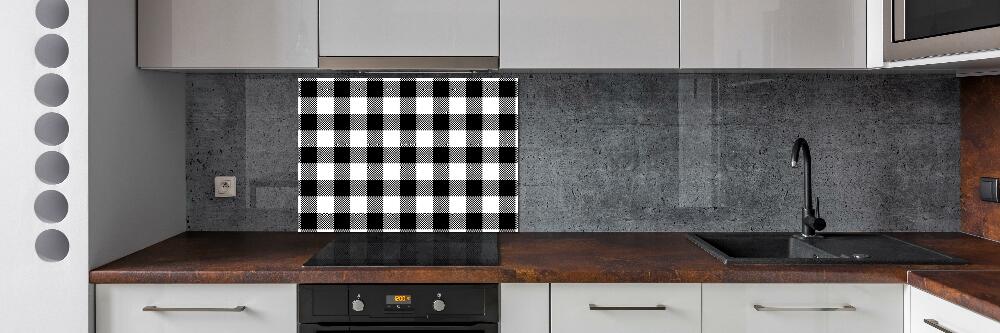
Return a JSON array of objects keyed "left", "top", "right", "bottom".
[{"left": 303, "top": 233, "right": 499, "bottom": 266}]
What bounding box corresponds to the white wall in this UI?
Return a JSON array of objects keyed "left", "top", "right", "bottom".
[
  {"left": 0, "top": 0, "right": 90, "bottom": 331},
  {"left": 88, "top": 0, "right": 186, "bottom": 269},
  {"left": 1, "top": 0, "right": 185, "bottom": 330}
]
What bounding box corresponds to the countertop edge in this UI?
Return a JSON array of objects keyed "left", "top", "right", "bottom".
[{"left": 907, "top": 270, "right": 1000, "bottom": 323}]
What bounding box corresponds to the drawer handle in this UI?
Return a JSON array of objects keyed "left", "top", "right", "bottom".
[
  {"left": 923, "top": 319, "right": 956, "bottom": 333},
  {"left": 589, "top": 304, "right": 667, "bottom": 311},
  {"left": 142, "top": 306, "right": 247, "bottom": 312},
  {"left": 753, "top": 304, "right": 856, "bottom": 312}
]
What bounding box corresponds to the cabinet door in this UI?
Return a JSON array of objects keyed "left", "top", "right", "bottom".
[
  {"left": 96, "top": 284, "right": 297, "bottom": 333},
  {"left": 680, "top": 0, "right": 867, "bottom": 68},
  {"left": 702, "top": 283, "right": 903, "bottom": 333},
  {"left": 501, "top": 0, "right": 680, "bottom": 69},
  {"left": 138, "top": 0, "right": 318, "bottom": 68},
  {"left": 319, "top": 0, "right": 499, "bottom": 57},
  {"left": 551, "top": 283, "right": 700, "bottom": 333},
  {"left": 500, "top": 284, "right": 548, "bottom": 333},
  {"left": 910, "top": 287, "right": 1000, "bottom": 333}
]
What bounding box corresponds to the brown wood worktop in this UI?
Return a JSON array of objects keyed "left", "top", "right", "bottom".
[
  {"left": 908, "top": 270, "right": 1000, "bottom": 322},
  {"left": 91, "top": 232, "right": 1000, "bottom": 285}
]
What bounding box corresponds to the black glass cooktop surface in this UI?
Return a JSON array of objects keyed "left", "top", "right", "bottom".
[{"left": 303, "top": 233, "right": 499, "bottom": 266}]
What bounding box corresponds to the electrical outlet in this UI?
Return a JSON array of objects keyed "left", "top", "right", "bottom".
[
  {"left": 981, "top": 177, "right": 999, "bottom": 202},
  {"left": 215, "top": 176, "right": 236, "bottom": 198}
]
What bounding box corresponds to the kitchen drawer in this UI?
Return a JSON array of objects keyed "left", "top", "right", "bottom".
[
  {"left": 910, "top": 287, "right": 1000, "bottom": 333},
  {"left": 703, "top": 283, "right": 903, "bottom": 333},
  {"left": 96, "top": 284, "right": 296, "bottom": 333},
  {"left": 551, "top": 283, "right": 700, "bottom": 333}
]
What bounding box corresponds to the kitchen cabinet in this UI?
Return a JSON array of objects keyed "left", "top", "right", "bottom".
[
  {"left": 96, "top": 284, "right": 297, "bottom": 333},
  {"left": 137, "top": 0, "right": 318, "bottom": 69},
  {"left": 551, "top": 283, "right": 701, "bottom": 333},
  {"left": 702, "top": 283, "right": 903, "bottom": 333},
  {"left": 500, "top": 0, "right": 680, "bottom": 69},
  {"left": 909, "top": 286, "right": 1000, "bottom": 333},
  {"left": 680, "top": 0, "right": 873, "bottom": 68},
  {"left": 319, "top": 0, "right": 499, "bottom": 58},
  {"left": 131, "top": 0, "right": 886, "bottom": 70},
  {"left": 500, "top": 284, "right": 548, "bottom": 333}
]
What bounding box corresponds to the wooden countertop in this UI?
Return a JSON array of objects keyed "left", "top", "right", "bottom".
[
  {"left": 908, "top": 270, "right": 1000, "bottom": 322},
  {"left": 91, "top": 232, "right": 1000, "bottom": 284},
  {"left": 89, "top": 232, "right": 1000, "bottom": 320}
]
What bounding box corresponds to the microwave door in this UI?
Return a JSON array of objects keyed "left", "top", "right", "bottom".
[
  {"left": 896, "top": 0, "right": 1000, "bottom": 42},
  {"left": 885, "top": 0, "right": 1000, "bottom": 61}
]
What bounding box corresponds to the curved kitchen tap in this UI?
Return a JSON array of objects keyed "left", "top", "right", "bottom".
[{"left": 791, "top": 138, "right": 826, "bottom": 237}]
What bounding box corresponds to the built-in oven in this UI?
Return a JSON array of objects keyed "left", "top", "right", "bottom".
[
  {"left": 298, "top": 284, "right": 498, "bottom": 333},
  {"left": 884, "top": 0, "right": 1000, "bottom": 62}
]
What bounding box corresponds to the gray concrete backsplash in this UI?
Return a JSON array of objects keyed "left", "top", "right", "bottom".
[{"left": 186, "top": 73, "right": 960, "bottom": 232}]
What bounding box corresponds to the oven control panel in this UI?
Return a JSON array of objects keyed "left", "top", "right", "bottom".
[{"left": 298, "top": 284, "right": 498, "bottom": 324}]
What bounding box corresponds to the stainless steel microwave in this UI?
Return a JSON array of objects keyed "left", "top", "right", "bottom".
[{"left": 884, "top": 0, "right": 1000, "bottom": 62}]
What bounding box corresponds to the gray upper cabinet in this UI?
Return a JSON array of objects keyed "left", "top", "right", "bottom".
[
  {"left": 501, "top": 0, "right": 680, "bottom": 69},
  {"left": 133, "top": 0, "right": 877, "bottom": 70},
  {"left": 137, "top": 0, "right": 318, "bottom": 69},
  {"left": 680, "top": 0, "right": 869, "bottom": 69},
  {"left": 319, "top": 0, "right": 500, "bottom": 57}
]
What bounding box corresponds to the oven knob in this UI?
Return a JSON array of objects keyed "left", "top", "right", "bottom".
[
  {"left": 352, "top": 299, "right": 365, "bottom": 312},
  {"left": 432, "top": 299, "right": 446, "bottom": 312}
]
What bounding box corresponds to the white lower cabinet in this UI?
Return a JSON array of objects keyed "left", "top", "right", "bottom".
[
  {"left": 551, "top": 283, "right": 701, "bottom": 333},
  {"left": 702, "top": 283, "right": 904, "bottom": 333},
  {"left": 500, "top": 283, "right": 549, "bottom": 333},
  {"left": 95, "top": 282, "right": 999, "bottom": 333},
  {"left": 96, "top": 284, "right": 297, "bottom": 333},
  {"left": 910, "top": 287, "right": 1000, "bottom": 333}
]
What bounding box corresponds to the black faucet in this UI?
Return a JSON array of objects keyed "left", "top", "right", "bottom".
[{"left": 791, "top": 138, "right": 826, "bottom": 238}]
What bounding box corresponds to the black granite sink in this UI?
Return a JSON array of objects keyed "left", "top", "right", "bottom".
[{"left": 687, "top": 233, "right": 966, "bottom": 265}]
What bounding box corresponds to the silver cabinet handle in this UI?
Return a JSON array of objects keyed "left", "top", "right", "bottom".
[
  {"left": 142, "top": 306, "right": 247, "bottom": 312},
  {"left": 924, "top": 319, "right": 956, "bottom": 333},
  {"left": 753, "top": 304, "right": 856, "bottom": 312},
  {"left": 589, "top": 304, "right": 667, "bottom": 311}
]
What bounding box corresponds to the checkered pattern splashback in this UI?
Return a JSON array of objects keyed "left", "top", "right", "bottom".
[{"left": 298, "top": 78, "right": 518, "bottom": 232}]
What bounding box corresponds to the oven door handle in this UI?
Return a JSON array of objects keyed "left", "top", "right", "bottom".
[
  {"left": 347, "top": 323, "right": 497, "bottom": 332},
  {"left": 299, "top": 326, "right": 349, "bottom": 333}
]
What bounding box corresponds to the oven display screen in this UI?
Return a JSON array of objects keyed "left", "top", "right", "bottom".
[{"left": 386, "top": 295, "right": 412, "bottom": 304}]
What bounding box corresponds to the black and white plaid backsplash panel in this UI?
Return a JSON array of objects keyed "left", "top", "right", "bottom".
[{"left": 298, "top": 78, "right": 518, "bottom": 232}]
